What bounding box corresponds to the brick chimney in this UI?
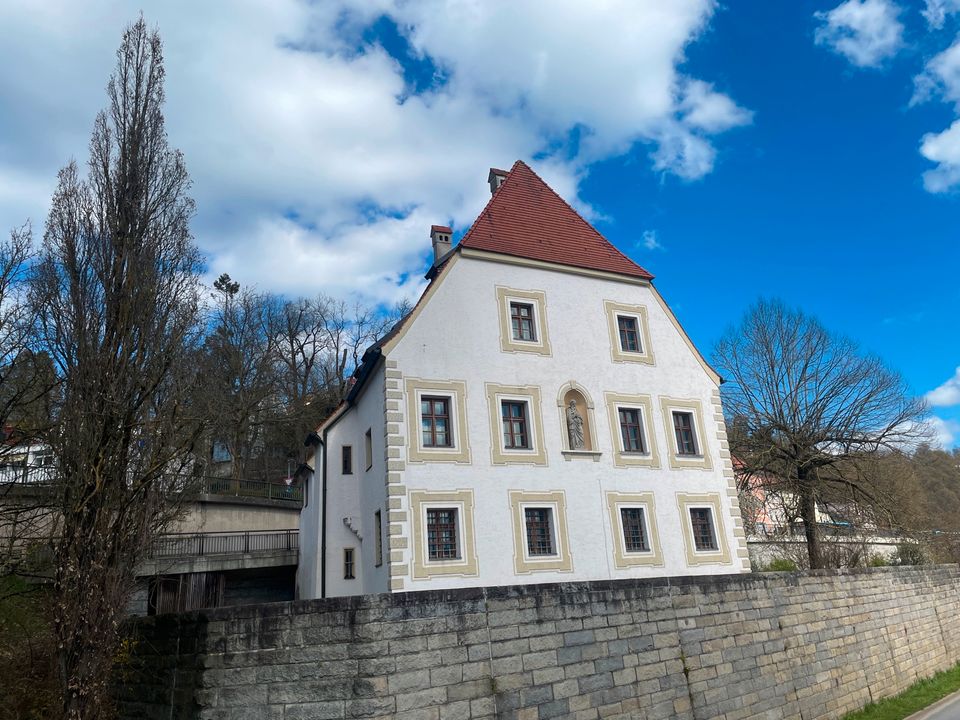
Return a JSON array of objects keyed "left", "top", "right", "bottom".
[
  {"left": 488, "top": 167, "right": 509, "bottom": 195},
  {"left": 430, "top": 225, "right": 452, "bottom": 266}
]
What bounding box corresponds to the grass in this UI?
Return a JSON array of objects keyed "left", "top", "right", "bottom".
[{"left": 843, "top": 663, "right": 960, "bottom": 720}]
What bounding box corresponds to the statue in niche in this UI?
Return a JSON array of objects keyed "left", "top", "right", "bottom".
[{"left": 566, "top": 399, "right": 585, "bottom": 450}]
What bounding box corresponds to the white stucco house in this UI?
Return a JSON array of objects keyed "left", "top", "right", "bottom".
[{"left": 298, "top": 161, "right": 750, "bottom": 599}]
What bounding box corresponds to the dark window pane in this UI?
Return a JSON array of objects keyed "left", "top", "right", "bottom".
[
  {"left": 617, "top": 316, "right": 641, "bottom": 353},
  {"left": 673, "top": 412, "right": 698, "bottom": 455},
  {"left": 524, "top": 507, "right": 554, "bottom": 555},
  {"left": 690, "top": 508, "right": 718, "bottom": 551},
  {"left": 620, "top": 507, "right": 649, "bottom": 552},
  {"left": 427, "top": 508, "right": 460, "bottom": 560},
  {"left": 342, "top": 446, "right": 352, "bottom": 474},
  {"left": 421, "top": 396, "right": 452, "bottom": 448},
  {"left": 618, "top": 408, "right": 646, "bottom": 453},
  {"left": 502, "top": 401, "right": 529, "bottom": 449},
  {"left": 510, "top": 302, "right": 537, "bottom": 341}
]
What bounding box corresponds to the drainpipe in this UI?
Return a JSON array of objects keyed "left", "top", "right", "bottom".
[{"left": 320, "top": 428, "right": 328, "bottom": 599}]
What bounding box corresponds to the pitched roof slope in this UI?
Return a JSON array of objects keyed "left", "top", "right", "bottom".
[{"left": 458, "top": 160, "right": 653, "bottom": 280}]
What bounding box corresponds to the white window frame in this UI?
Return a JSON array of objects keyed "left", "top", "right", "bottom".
[
  {"left": 405, "top": 379, "right": 471, "bottom": 464},
  {"left": 605, "top": 393, "right": 660, "bottom": 469},
  {"left": 617, "top": 505, "right": 651, "bottom": 555},
  {"left": 676, "top": 492, "right": 731, "bottom": 566},
  {"left": 615, "top": 404, "right": 651, "bottom": 456},
  {"left": 604, "top": 301, "right": 654, "bottom": 365},
  {"left": 496, "top": 287, "right": 551, "bottom": 355},
  {"left": 486, "top": 384, "right": 547, "bottom": 465},
  {"left": 520, "top": 503, "right": 559, "bottom": 560},
  {"left": 659, "top": 397, "right": 712, "bottom": 470},
  {"left": 410, "top": 490, "right": 478, "bottom": 580},
  {"left": 687, "top": 505, "right": 719, "bottom": 553},
  {"left": 423, "top": 503, "right": 464, "bottom": 563},
  {"left": 509, "top": 490, "right": 572, "bottom": 574},
  {"left": 605, "top": 492, "right": 663, "bottom": 568}
]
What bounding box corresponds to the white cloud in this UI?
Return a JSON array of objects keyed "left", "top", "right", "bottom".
[
  {"left": 926, "top": 367, "right": 960, "bottom": 406},
  {"left": 911, "top": 38, "right": 960, "bottom": 191},
  {"left": 923, "top": 0, "right": 960, "bottom": 29},
  {"left": 926, "top": 416, "right": 960, "bottom": 448},
  {"left": 641, "top": 230, "right": 662, "bottom": 251},
  {"left": 0, "top": 0, "right": 750, "bottom": 305},
  {"left": 920, "top": 120, "right": 960, "bottom": 191},
  {"left": 814, "top": 0, "right": 905, "bottom": 69},
  {"left": 913, "top": 38, "right": 960, "bottom": 107}
]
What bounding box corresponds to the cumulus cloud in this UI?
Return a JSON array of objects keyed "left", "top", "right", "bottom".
[
  {"left": 926, "top": 367, "right": 960, "bottom": 406},
  {"left": 814, "top": 0, "right": 905, "bottom": 69},
  {"left": 926, "top": 416, "right": 960, "bottom": 448},
  {"left": 0, "top": 0, "right": 750, "bottom": 304},
  {"left": 923, "top": 0, "right": 960, "bottom": 29},
  {"left": 920, "top": 120, "right": 960, "bottom": 191},
  {"left": 641, "top": 230, "right": 662, "bottom": 251},
  {"left": 910, "top": 40, "right": 960, "bottom": 190}
]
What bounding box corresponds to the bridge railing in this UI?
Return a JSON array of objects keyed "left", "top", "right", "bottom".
[
  {"left": 194, "top": 476, "right": 302, "bottom": 505},
  {"left": 0, "top": 468, "right": 303, "bottom": 505},
  {"left": 149, "top": 529, "right": 299, "bottom": 559}
]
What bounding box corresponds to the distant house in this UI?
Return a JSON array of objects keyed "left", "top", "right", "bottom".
[
  {"left": 298, "top": 161, "right": 751, "bottom": 599},
  {"left": 736, "top": 465, "right": 902, "bottom": 566}
]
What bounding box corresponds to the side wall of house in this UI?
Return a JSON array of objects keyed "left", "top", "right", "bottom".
[
  {"left": 298, "top": 365, "right": 389, "bottom": 599},
  {"left": 383, "top": 255, "right": 747, "bottom": 592}
]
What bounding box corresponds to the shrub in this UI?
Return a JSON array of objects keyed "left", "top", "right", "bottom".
[{"left": 764, "top": 558, "right": 798, "bottom": 572}]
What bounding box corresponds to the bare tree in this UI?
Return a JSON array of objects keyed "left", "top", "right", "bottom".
[
  {"left": 714, "top": 299, "right": 926, "bottom": 569},
  {"left": 198, "top": 274, "right": 282, "bottom": 479},
  {"left": 30, "top": 19, "right": 203, "bottom": 718}
]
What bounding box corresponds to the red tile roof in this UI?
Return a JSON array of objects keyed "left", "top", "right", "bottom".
[
  {"left": 459, "top": 160, "right": 653, "bottom": 281},
  {"left": 430, "top": 225, "right": 452, "bottom": 234}
]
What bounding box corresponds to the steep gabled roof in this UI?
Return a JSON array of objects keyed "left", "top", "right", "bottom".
[{"left": 459, "top": 160, "right": 653, "bottom": 281}]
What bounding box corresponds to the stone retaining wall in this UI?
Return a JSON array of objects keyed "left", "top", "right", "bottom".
[{"left": 117, "top": 565, "right": 960, "bottom": 720}]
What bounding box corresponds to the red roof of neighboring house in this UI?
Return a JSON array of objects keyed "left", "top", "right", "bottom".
[{"left": 459, "top": 160, "right": 653, "bottom": 280}]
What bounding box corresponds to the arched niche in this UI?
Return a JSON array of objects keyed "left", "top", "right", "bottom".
[{"left": 557, "top": 382, "right": 599, "bottom": 455}]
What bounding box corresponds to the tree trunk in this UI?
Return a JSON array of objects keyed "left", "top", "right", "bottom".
[{"left": 799, "top": 474, "right": 822, "bottom": 569}]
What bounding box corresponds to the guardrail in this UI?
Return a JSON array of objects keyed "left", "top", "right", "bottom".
[
  {"left": 0, "top": 468, "right": 303, "bottom": 505},
  {"left": 196, "top": 477, "right": 302, "bottom": 504},
  {"left": 149, "top": 529, "right": 299, "bottom": 559}
]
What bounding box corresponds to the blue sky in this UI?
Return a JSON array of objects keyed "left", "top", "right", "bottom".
[{"left": 0, "top": 1, "right": 958, "bottom": 445}]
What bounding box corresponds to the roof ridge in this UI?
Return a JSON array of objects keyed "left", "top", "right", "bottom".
[
  {"left": 455, "top": 159, "right": 524, "bottom": 250},
  {"left": 512, "top": 160, "right": 651, "bottom": 280},
  {"left": 457, "top": 160, "right": 653, "bottom": 281}
]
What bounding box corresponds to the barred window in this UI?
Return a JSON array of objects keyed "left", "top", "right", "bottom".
[
  {"left": 524, "top": 507, "right": 554, "bottom": 556},
  {"left": 689, "top": 508, "right": 718, "bottom": 551},
  {"left": 426, "top": 508, "right": 459, "bottom": 560},
  {"left": 620, "top": 507, "right": 649, "bottom": 553}
]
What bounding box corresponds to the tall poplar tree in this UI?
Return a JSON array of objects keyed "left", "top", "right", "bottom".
[{"left": 31, "top": 18, "right": 203, "bottom": 718}]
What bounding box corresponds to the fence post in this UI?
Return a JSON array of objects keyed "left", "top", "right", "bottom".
[{"left": 244, "top": 531, "right": 249, "bottom": 554}]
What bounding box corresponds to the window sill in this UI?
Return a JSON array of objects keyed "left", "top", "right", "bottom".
[{"left": 561, "top": 450, "right": 602, "bottom": 462}]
